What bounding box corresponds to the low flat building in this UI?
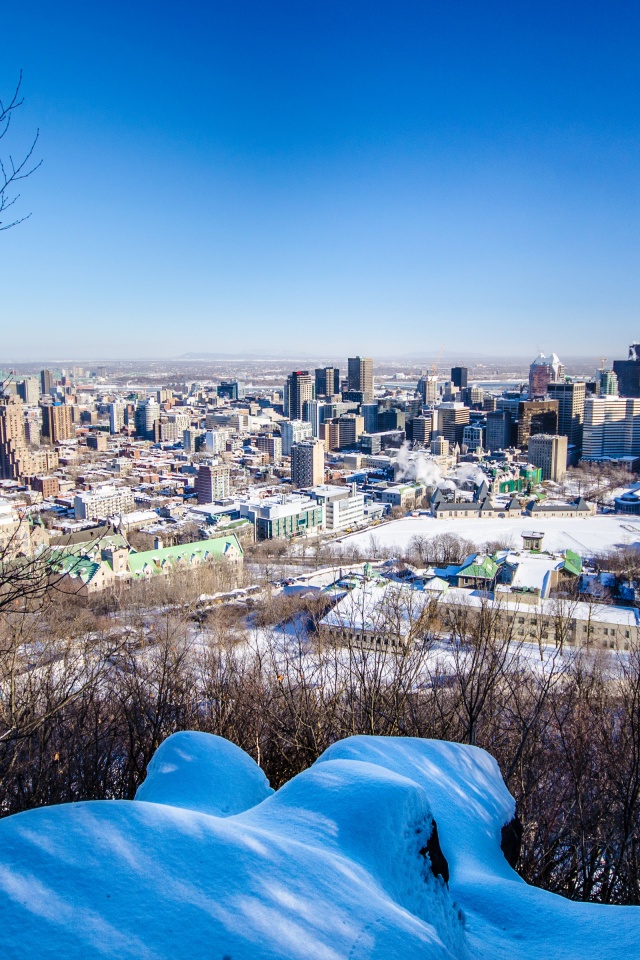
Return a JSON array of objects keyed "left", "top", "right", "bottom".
[{"left": 240, "top": 493, "right": 323, "bottom": 540}]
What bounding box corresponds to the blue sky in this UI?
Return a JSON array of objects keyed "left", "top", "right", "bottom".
[{"left": 1, "top": 1, "right": 638, "bottom": 361}]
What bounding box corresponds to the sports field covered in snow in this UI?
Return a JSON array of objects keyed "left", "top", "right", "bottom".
[
  {"left": 1, "top": 731, "right": 638, "bottom": 959},
  {"left": 335, "top": 513, "right": 640, "bottom": 557}
]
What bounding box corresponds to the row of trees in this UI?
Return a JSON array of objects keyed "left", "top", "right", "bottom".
[{"left": 2, "top": 582, "right": 640, "bottom": 904}]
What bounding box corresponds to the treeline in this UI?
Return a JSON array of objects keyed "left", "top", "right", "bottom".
[{"left": 1, "top": 588, "right": 640, "bottom": 906}]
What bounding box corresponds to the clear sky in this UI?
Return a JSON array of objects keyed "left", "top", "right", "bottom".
[{"left": 1, "top": 1, "right": 638, "bottom": 361}]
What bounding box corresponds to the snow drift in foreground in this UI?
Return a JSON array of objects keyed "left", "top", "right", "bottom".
[{"left": 0, "top": 732, "right": 637, "bottom": 959}]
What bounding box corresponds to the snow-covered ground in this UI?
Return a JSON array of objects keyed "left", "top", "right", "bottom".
[
  {"left": 1, "top": 731, "right": 638, "bottom": 959},
  {"left": 334, "top": 514, "right": 640, "bottom": 557}
]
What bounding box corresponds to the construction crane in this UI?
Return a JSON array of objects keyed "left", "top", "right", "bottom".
[
  {"left": 598, "top": 357, "right": 607, "bottom": 370},
  {"left": 431, "top": 347, "right": 444, "bottom": 377}
]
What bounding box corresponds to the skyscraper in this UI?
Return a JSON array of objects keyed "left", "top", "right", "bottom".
[
  {"left": 314, "top": 367, "right": 340, "bottom": 398},
  {"left": 347, "top": 357, "right": 374, "bottom": 402},
  {"left": 527, "top": 434, "right": 568, "bottom": 481},
  {"left": 529, "top": 353, "right": 563, "bottom": 398},
  {"left": 41, "top": 404, "right": 74, "bottom": 443},
  {"left": 291, "top": 440, "right": 325, "bottom": 488},
  {"left": 284, "top": 371, "right": 314, "bottom": 420},
  {"left": 547, "top": 381, "right": 586, "bottom": 453},
  {"left": 40, "top": 369, "right": 54, "bottom": 396},
  {"left": 613, "top": 343, "right": 640, "bottom": 397},
  {"left": 451, "top": 366, "right": 468, "bottom": 389}
]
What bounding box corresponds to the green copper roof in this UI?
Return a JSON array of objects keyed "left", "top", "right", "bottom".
[
  {"left": 458, "top": 554, "right": 499, "bottom": 581},
  {"left": 128, "top": 535, "right": 243, "bottom": 579},
  {"left": 563, "top": 549, "right": 583, "bottom": 577}
]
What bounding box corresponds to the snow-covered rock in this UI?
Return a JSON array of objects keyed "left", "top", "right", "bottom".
[
  {"left": 0, "top": 733, "right": 638, "bottom": 959},
  {"left": 134, "top": 731, "right": 273, "bottom": 816}
]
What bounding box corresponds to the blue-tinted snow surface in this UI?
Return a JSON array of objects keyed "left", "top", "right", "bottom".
[{"left": 0, "top": 732, "right": 637, "bottom": 959}]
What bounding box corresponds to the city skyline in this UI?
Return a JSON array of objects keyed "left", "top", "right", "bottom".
[{"left": 2, "top": 2, "right": 638, "bottom": 359}]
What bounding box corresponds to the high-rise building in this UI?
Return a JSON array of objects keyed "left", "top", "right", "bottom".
[
  {"left": 417, "top": 375, "right": 439, "bottom": 405},
  {"left": 486, "top": 410, "right": 512, "bottom": 452},
  {"left": 582, "top": 397, "right": 640, "bottom": 460},
  {"left": 314, "top": 367, "right": 340, "bottom": 398},
  {"left": 361, "top": 402, "right": 379, "bottom": 434},
  {"left": 436, "top": 403, "right": 470, "bottom": 446},
  {"left": 135, "top": 398, "right": 160, "bottom": 440},
  {"left": 109, "top": 402, "right": 125, "bottom": 435},
  {"left": 217, "top": 380, "right": 245, "bottom": 401},
  {"left": 347, "top": 357, "right": 374, "bottom": 402},
  {"left": 322, "top": 414, "right": 365, "bottom": 451},
  {"left": 17, "top": 379, "right": 40, "bottom": 405},
  {"left": 412, "top": 415, "right": 433, "bottom": 446},
  {"left": 195, "top": 464, "right": 231, "bottom": 504},
  {"left": 40, "top": 369, "right": 54, "bottom": 396},
  {"left": 281, "top": 419, "right": 313, "bottom": 456},
  {"left": 516, "top": 400, "right": 558, "bottom": 449},
  {"left": 451, "top": 366, "right": 468, "bottom": 389},
  {"left": 613, "top": 343, "right": 640, "bottom": 397},
  {"left": 598, "top": 369, "right": 619, "bottom": 396},
  {"left": 284, "top": 371, "right": 314, "bottom": 420},
  {"left": 547, "top": 381, "right": 586, "bottom": 453},
  {"left": 291, "top": 439, "right": 325, "bottom": 488},
  {"left": 528, "top": 434, "right": 568, "bottom": 481},
  {"left": 462, "top": 424, "right": 484, "bottom": 452},
  {"left": 302, "top": 399, "right": 323, "bottom": 438},
  {"left": 529, "top": 353, "right": 563, "bottom": 398},
  {"left": 41, "top": 403, "right": 74, "bottom": 443},
  {"left": 255, "top": 434, "right": 283, "bottom": 462}
]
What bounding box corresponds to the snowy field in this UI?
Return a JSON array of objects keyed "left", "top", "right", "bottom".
[
  {"left": 334, "top": 514, "right": 640, "bottom": 557},
  {"left": 1, "top": 730, "right": 638, "bottom": 959}
]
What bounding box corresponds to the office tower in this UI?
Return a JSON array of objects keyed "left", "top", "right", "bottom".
[
  {"left": 135, "top": 398, "right": 160, "bottom": 440},
  {"left": 451, "top": 366, "right": 468, "bottom": 389},
  {"left": 528, "top": 434, "right": 568, "bottom": 481},
  {"left": 412, "top": 415, "right": 433, "bottom": 446},
  {"left": 417, "top": 375, "right": 439, "bottom": 404},
  {"left": 281, "top": 419, "right": 313, "bottom": 456},
  {"left": 486, "top": 410, "right": 512, "bottom": 451},
  {"left": 217, "top": 380, "right": 245, "bottom": 401},
  {"left": 322, "top": 414, "right": 365, "bottom": 451},
  {"left": 436, "top": 403, "right": 470, "bottom": 445},
  {"left": 547, "top": 381, "right": 586, "bottom": 453},
  {"left": 314, "top": 367, "right": 340, "bottom": 398},
  {"left": 284, "top": 371, "right": 314, "bottom": 420},
  {"left": 598, "top": 369, "right": 619, "bottom": 396},
  {"left": 529, "top": 353, "right": 563, "bottom": 398},
  {"left": 361, "top": 402, "right": 379, "bottom": 434},
  {"left": 303, "top": 399, "right": 323, "bottom": 438},
  {"left": 195, "top": 464, "right": 231, "bottom": 504},
  {"left": 40, "top": 369, "right": 54, "bottom": 396},
  {"left": 613, "top": 343, "right": 640, "bottom": 397},
  {"left": 41, "top": 403, "right": 74, "bottom": 443},
  {"left": 17, "top": 378, "right": 40, "bottom": 405},
  {"left": 109, "top": 402, "right": 125, "bottom": 434},
  {"left": 378, "top": 408, "right": 405, "bottom": 432},
  {"left": 462, "top": 424, "right": 484, "bottom": 452},
  {"left": 516, "top": 400, "right": 559, "bottom": 449},
  {"left": 291, "top": 439, "right": 325, "bottom": 488},
  {"left": 582, "top": 397, "right": 640, "bottom": 460},
  {"left": 347, "top": 357, "right": 374, "bottom": 401}
]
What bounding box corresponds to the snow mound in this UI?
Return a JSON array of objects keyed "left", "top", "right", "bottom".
[
  {"left": 134, "top": 731, "right": 273, "bottom": 816},
  {"left": 1, "top": 733, "right": 639, "bottom": 960}
]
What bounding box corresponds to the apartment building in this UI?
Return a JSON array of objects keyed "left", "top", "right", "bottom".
[
  {"left": 291, "top": 439, "right": 325, "bottom": 488},
  {"left": 74, "top": 486, "right": 136, "bottom": 520}
]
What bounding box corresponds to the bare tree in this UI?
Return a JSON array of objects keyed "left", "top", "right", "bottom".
[{"left": 0, "top": 72, "right": 41, "bottom": 230}]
